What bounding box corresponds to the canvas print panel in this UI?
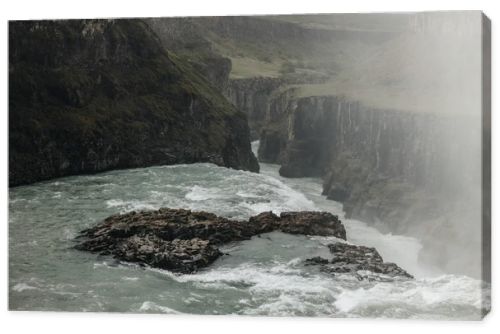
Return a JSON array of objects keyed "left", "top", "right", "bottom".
[{"left": 8, "top": 11, "right": 490, "bottom": 319}]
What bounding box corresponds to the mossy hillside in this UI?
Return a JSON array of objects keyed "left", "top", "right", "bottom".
[
  {"left": 145, "top": 18, "right": 233, "bottom": 92},
  {"left": 9, "top": 19, "right": 258, "bottom": 186}
]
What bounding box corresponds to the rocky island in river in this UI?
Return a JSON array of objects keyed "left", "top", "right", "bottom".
[{"left": 75, "top": 208, "right": 412, "bottom": 279}]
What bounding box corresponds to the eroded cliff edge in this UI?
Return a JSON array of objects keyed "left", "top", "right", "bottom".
[{"left": 9, "top": 19, "right": 259, "bottom": 186}]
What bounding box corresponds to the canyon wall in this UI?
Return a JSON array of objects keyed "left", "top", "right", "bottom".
[
  {"left": 225, "top": 78, "right": 285, "bottom": 140},
  {"left": 9, "top": 19, "right": 259, "bottom": 186},
  {"left": 258, "top": 93, "right": 482, "bottom": 277},
  {"left": 144, "top": 14, "right": 485, "bottom": 278}
]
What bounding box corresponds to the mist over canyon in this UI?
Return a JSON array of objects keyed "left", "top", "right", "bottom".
[
  {"left": 148, "top": 12, "right": 488, "bottom": 279},
  {"left": 8, "top": 12, "right": 490, "bottom": 318}
]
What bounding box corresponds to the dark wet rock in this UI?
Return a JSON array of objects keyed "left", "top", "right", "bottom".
[
  {"left": 278, "top": 211, "right": 347, "bottom": 239},
  {"left": 115, "top": 236, "right": 221, "bottom": 274},
  {"left": 76, "top": 208, "right": 346, "bottom": 273},
  {"left": 306, "top": 242, "right": 413, "bottom": 280},
  {"left": 325, "top": 183, "right": 350, "bottom": 202},
  {"left": 9, "top": 19, "right": 258, "bottom": 187},
  {"left": 76, "top": 208, "right": 413, "bottom": 278},
  {"left": 304, "top": 256, "right": 329, "bottom": 265}
]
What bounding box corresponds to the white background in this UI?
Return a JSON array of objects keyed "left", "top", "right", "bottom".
[{"left": 0, "top": 0, "right": 498, "bottom": 333}]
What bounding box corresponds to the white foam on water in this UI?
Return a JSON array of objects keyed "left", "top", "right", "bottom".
[
  {"left": 105, "top": 199, "right": 158, "bottom": 213},
  {"left": 122, "top": 277, "right": 139, "bottom": 281},
  {"left": 153, "top": 261, "right": 327, "bottom": 292},
  {"left": 235, "top": 191, "right": 255, "bottom": 198},
  {"left": 105, "top": 199, "right": 125, "bottom": 208},
  {"left": 333, "top": 274, "right": 487, "bottom": 319},
  {"left": 184, "top": 296, "right": 202, "bottom": 305},
  {"left": 239, "top": 181, "right": 316, "bottom": 215},
  {"left": 139, "top": 301, "right": 182, "bottom": 314},
  {"left": 243, "top": 293, "right": 336, "bottom": 317},
  {"left": 50, "top": 181, "right": 66, "bottom": 186},
  {"left": 149, "top": 260, "right": 342, "bottom": 316},
  {"left": 62, "top": 227, "right": 76, "bottom": 240},
  {"left": 9, "top": 147, "right": 490, "bottom": 317},
  {"left": 342, "top": 218, "right": 433, "bottom": 278},
  {"left": 185, "top": 185, "right": 222, "bottom": 201},
  {"left": 12, "top": 283, "right": 38, "bottom": 292},
  {"left": 51, "top": 191, "right": 62, "bottom": 199}
]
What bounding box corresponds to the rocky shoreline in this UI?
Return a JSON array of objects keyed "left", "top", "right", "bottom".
[{"left": 75, "top": 208, "right": 411, "bottom": 279}]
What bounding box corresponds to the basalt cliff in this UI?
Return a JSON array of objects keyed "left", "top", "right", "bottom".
[
  {"left": 9, "top": 19, "right": 259, "bottom": 186},
  {"left": 256, "top": 91, "right": 483, "bottom": 278},
  {"left": 155, "top": 15, "right": 485, "bottom": 279}
]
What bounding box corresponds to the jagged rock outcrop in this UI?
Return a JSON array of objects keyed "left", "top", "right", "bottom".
[
  {"left": 75, "top": 207, "right": 413, "bottom": 278},
  {"left": 306, "top": 243, "right": 413, "bottom": 280},
  {"left": 75, "top": 208, "right": 347, "bottom": 273},
  {"left": 9, "top": 19, "right": 259, "bottom": 186}
]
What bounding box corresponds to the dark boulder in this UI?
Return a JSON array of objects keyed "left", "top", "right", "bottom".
[
  {"left": 306, "top": 242, "right": 413, "bottom": 280},
  {"left": 305, "top": 256, "right": 329, "bottom": 265},
  {"left": 278, "top": 211, "right": 347, "bottom": 239},
  {"left": 115, "top": 236, "right": 221, "bottom": 274}
]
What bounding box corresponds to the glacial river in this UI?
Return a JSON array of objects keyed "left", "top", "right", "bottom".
[{"left": 9, "top": 142, "right": 490, "bottom": 319}]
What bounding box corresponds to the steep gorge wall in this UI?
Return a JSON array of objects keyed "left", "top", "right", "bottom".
[
  {"left": 9, "top": 19, "right": 259, "bottom": 186},
  {"left": 225, "top": 78, "right": 285, "bottom": 140},
  {"left": 146, "top": 18, "right": 285, "bottom": 142},
  {"left": 225, "top": 77, "right": 330, "bottom": 141},
  {"left": 144, "top": 14, "right": 485, "bottom": 278},
  {"left": 259, "top": 93, "right": 482, "bottom": 277}
]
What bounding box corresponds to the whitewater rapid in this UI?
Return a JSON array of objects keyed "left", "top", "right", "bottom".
[{"left": 8, "top": 142, "right": 490, "bottom": 319}]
